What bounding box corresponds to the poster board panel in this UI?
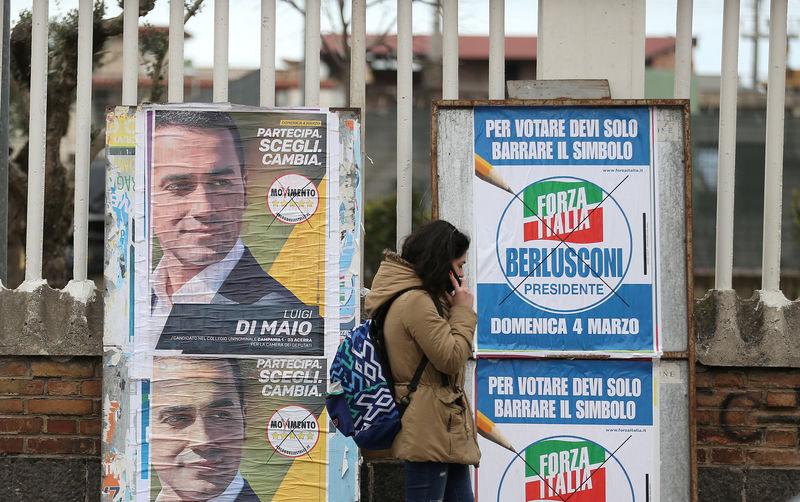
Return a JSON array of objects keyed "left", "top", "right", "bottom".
[
  {"left": 472, "top": 105, "right": 660, "bottom": 356},
  {"left": 475, "top": 358, "right": 658, "bottom": 502},
  {"left": 432, "top": 100, "right": 693, "bottom": 502},
  {"left": 103, "top": 105, "right": 361, "bottom": 501}
]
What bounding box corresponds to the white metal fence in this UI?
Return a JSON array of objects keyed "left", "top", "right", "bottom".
[{"left": 0, "top": 0, "right": 793, "bottom": 299}]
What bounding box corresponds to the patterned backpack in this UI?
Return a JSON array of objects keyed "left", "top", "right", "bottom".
[{"left": 326, "top": 287, "right": 442, "bottom": 450}]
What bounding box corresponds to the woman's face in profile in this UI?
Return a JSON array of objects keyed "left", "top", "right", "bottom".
[{"left": 451, "top": 253, "right": 467, "bottom": 280}]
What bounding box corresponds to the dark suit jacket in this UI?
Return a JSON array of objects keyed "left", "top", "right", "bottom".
[
  {"left": 151, "top": 245, "right": 304, "bottom": 310},
  {"left": 216, "top": 245, "right": 304, "bottom": 305},
  {"left": 154, "top": 245, "right": 320, "bottom": 354},
  {"left": 235, "top": 478, "right": 261, "bottom": 502}
]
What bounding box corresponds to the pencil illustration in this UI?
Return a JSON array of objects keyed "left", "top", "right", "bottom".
[
  {"left": 476, "top": 410, "right": 516, "bottom": 452},
  {"left": 475, "top": 154, "right": 514, "bottom": 194}
]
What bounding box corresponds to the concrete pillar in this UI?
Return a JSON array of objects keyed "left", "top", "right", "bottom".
[{"left": 537, "top": 0, "right": 645, "bottom": 98}]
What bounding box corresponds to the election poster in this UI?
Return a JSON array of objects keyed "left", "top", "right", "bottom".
[
  {"left": 475, "top": 358, "right": 658, "bottom": 502},
  {"left": 335, "top": 114, "right": 363, "bottom": 343},
  {"left": 109, "top": 104, "right": 352, "bottom": 501},
  {"left": 473, "top": 105, "right": 661, "bottom": 354},
  {"left": 103, "top": 106, "right": 138, "bottom": 500},
  {"left": 105, "top": 106, "right": 137, "bottom": 348},
  {"left": 328, "top": 113, "right": 362, "bottom": 502},
  {"left": 132, "top": 105, "right": 339, "bottom": 371},
  {"left": 146, "top": 356, "right": 330, "bottom": 502}
]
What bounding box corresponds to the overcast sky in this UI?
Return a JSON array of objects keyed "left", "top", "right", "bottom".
[{"left": 9, "top": 0, "right": 800, "bottom": 87}]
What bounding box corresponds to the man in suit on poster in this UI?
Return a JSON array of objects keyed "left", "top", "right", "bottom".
[
  {"left": 150, "top": 111, "right": 305, "bottom": 350},
  {"left": 151, "top": 110, "right": 303, "bottom": 308},
  {"left": 150, "top": 357, "right": 261, "bottom": 502}
]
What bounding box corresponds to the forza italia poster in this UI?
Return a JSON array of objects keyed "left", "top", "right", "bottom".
[
  {"left": 473, "top": 106, "right": 661, "bottom": 355},
  {"left": 474, "top": 358, "right": 658, "bottom": 502}
]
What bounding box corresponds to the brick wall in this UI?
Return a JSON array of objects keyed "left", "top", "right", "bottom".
[
  {"left": 0, "top": 356, "right": 102, "bottom": 502},
  {"left": 696, "top": 364, "right": 800, "bottom": 501},
  {"left": 0, "top": 355, "right": 795, "bottom": 501}
]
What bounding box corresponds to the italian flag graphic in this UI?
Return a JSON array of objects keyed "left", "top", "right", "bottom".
[
  {"left": 525, "top": 439, "right": 607, "bottom": 502},
  {"left": 523, "top": 181, "right": 604, "bottom": 244}
]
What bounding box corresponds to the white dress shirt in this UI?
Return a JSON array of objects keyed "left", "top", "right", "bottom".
[
  {"left": 150, "top": 239, "right": 245, "bottom": 347},
  {"left": 155, "top": 470, "right": 246, "bottom": 502}
]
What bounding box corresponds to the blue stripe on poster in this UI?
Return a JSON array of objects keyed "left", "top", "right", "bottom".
[
  {"left": 477, "top": 283, "right": 654, "bottom": 352},
  {"left": 474, "top": 106, "right": 651, "bottom": 166},
  {"left": 476, "top": 359, "right": 653, "bottom": 426}
]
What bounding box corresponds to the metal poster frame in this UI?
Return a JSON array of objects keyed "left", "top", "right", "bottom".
[{"left": 430, "top": 99, "right": 695, "bottom": 502}]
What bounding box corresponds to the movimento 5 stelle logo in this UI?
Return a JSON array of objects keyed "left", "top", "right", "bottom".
[{"left": 496, "top": 176, "right": 633, "bottom": 315}]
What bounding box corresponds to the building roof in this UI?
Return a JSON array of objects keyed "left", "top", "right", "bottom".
[{"left": 323, "top": 34, "right": 678, "bottom": 62}]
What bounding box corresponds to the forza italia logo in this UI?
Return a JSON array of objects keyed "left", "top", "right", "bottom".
[
  {"left": 525, "top": 439, "right": 606, "bottom": 502},
  {"left": 523, "top": 180, "right": 603, "bottom": 244},
  {"left": 497, "top": 176, "right": 632, "bottom": 314}
]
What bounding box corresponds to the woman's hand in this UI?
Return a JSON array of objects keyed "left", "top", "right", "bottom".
[{"left": 448, "top": 271, "right": 474, "bottom": 307}]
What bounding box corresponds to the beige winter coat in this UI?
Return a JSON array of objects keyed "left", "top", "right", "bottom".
[{"left": 364, "top": 252, "right": 481, "bottom": 466}]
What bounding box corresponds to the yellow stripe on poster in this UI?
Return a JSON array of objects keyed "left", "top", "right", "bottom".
[
  {"left": 271, "top": 407, "right": 329, "bottom": 501},
  {"left": 269, "top": 176, "right": 328, "bottom": 316}
]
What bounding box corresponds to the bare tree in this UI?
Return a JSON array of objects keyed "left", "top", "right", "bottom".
[
  {"left": 7, "top": 0, "right": 204, "bottom": 288},
  {"left": 140, "top": 0, "right": 205, "bottom": 103}
]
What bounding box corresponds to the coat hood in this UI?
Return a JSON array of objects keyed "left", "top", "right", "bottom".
[{"left": 364, "top": 250, "right": 423, "bottom": 315}]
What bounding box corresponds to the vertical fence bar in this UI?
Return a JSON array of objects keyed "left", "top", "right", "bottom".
[
  {"left": 396, "top": 0, "right": 412, "bottom": 246},
  {"left": 122, "top": 0, "right": 138, "bottom": 105},
  {"left": 430, "top": 4, "right": 441, "bottom": 67},
  {"left": 0, "top": 0, "right": 9, "bottom": 285},
  {"left": 260, "top": 0, "right": 276, "bottom": 107},
  {"left": 488, "top": 0, "right": 505, "bottom": 100},
  {"left": 751, "top": 0, "right": 761, "bottom": 87},
  {"left": 25, "top": 0, "right": 48, "bottom": 282},
  {"left": 72, "top": 0, "right": 93, "bottom": 283},
  {"left": 168, "top": 0, "right": 184, "bottom": 103},
  {"left": 304, "top": 0, "right": 321, "bottom": 106},
  {"left": 761, "top": 0, "right": 788, "bottom": 291},
  {"left": 214, "top": 0, "right": 229, "bottom": 102},
  {"left": 442, "top": 0, "right": 458, "bottom": 99},
  {"left": 674, "top": 0, "right": 693, "bottom": 99},
  {"left": 351, "top": 0, "right": 366, "bottom": 283},
  {"left": 350, "top": 0, "right": 366, "bottom": 110},
  {"left": 714, "top": 0, "right": 740, "bottom": 290}
]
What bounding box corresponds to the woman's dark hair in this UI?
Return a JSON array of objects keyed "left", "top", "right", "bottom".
[{"left": 401, "top": 220, "right": 470, "bottom": 296}]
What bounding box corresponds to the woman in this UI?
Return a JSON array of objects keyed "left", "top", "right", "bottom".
[{"left": 365, "top": 220, "right": 480, "bottom": 502}]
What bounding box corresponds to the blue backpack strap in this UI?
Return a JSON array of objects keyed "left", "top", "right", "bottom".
[{"left": 370, "top": 287, "right": 423, "bottom": 398}]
